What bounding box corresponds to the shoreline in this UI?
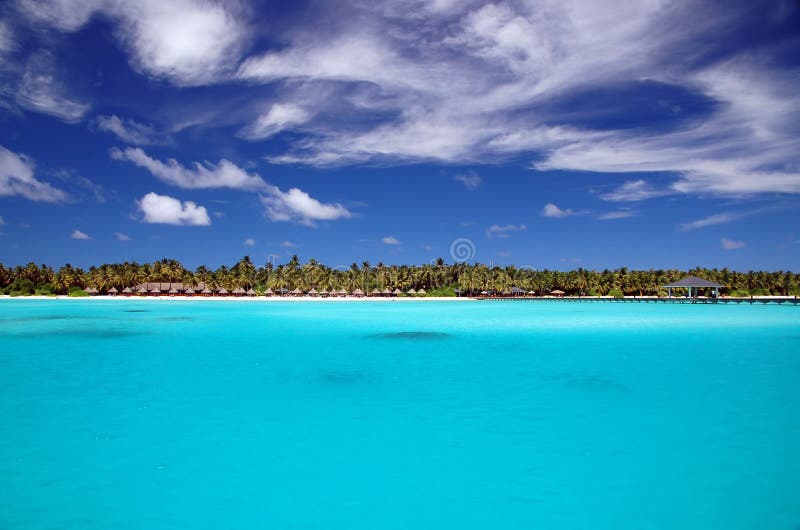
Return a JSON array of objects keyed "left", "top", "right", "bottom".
[{"left": 2, "top": 295, "right": 796, "bottom": 302}]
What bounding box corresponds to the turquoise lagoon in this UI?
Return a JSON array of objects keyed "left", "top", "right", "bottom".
[{"left": 0, "top": 299, "right": 799, "bottom": 529}]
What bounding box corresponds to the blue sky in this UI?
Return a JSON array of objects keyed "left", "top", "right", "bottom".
[{"left": 1, "top": 0, "right": 799, "bottom": 270}]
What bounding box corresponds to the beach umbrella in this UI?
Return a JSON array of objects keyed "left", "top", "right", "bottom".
[
  {"left": 168, "top": 287, "right": 179, "bottom": 295},
  {"left": 382, "top": 288, "right": 392, "bottom": 295},
  {"left": 407, "top": 288, "right": 417, "bottom": 295},
  {"left": 136, "top": 285, "right": 148, "bottom": 294},
  {"left": 371, "top": 288, "right": 381, "bottom": 296},
  {"left": 291, "top": 288, "right": 303, "bottom": 295},
  {"left": 550, "top": 289, "right": 565, "bottom": 296},
  {"left": 264, "top": 288, "right": 274, "bottom": 296},
  {"left": 201, "top": 287, "right": 212, "bottom": 295},
  {"left": 417, "top": 288, "right": 426, "bottom": 295},
  {"left": 353, "top": 289, "right": 365, "bottom": 296},
  {"left": 308, "top": 288, "right": 318, "bottom": 296},
  {"left": 122, "top": 287, "right": 133, "bottom": 294},
  {"left": 232, "top": 287, "right": 245, "bottom": 295},
  {"left": 86, "top": 287, "right": 98, "bottom": 295},
  {"left": 107, "top": 287, "right": 118, "bottom": 295},
  {"left": 218, "top": 288, "right": 229, "bottom": 295},
  {"left": 246, "top": 288, "right": 256, "bottom": 296},
  {"left": 393, "top": 288, "right": 402, "bottom": 295},
  {"left": 185, "top": 288, "right": 195, "bottom": 295}
]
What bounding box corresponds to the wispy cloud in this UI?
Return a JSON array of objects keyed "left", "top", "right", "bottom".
[
  {"left": 17, "top": 0, "right": 249, "bottom": 86},
  {"left": 453, "top": 171, "right": 482, "bottom": 191},
  {"left": 13, "top": 51, "right": 90, "bottom": 122},
  {"left": 381, "top": 236, "right": 401, "bottom": 245},
  {"left": 486, "top": 223, "right": 526, "bottom": 238},
  {"left": 541, "top": 203, "right": 573, "bottom": 218},
  {"left": 136, "top": 192, "right": 211, "bottom": 226},
  {"left": 280, "top": 241, "right": 296, "bottom": 248},
  {"left": 260, "top": 187, "right": 352, "bottom": 227},
  {"left": 721, "top": 237, "right": 745, "bottom": 250},
  {"left": 0, "top": 145, "right": 68, "bottom": 202},
  {"left": 597, "top": 210, "right": 637, "bottom": 221},
  {"left": 96, "top": 115, "right": 168, "bottom": 145},
  {"left": 239, "top": 104, "right": 310, "bottom": 140},
  {"left": 115, "top": 232, "right": 132, "bottom": 241},
  {"left": 71, "top": 229, "right": 91, "bottom": 240},
  {"left": 111, "top": 147, "right": 267, "bottom": 191},
  {"left": 243, "top": 237, "right": 255, "bottom": 247},
  {"left": 600, "top": 180, "right": 671, "bottom": 202},
  {"left": 679, "top": 211, "right": 747, "bottom": 231}
]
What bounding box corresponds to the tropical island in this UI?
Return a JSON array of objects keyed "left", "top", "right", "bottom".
[{"left": 1, "top": 256, "right": 798, "bottom": 298}]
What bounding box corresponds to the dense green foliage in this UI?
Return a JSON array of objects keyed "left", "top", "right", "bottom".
[{"left": 1, "top": 257, "right": 798, "bottom": 296}]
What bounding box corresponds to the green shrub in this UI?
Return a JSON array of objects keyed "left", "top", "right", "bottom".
[
  {"left": 425, "top": 286, "right": 457, "bottom": 297},
  {"left": 3, "top": 278, "right": 35, "bottom": 295},
  {"left": 68, "top": 289, "right": 89, "bottom": 297},
  {"left": 35, "top": 283, "right": 55, "bottom": 295},
  {"left": 9, "top": 290, "right": 23, "bottom": 297},
  {"left": 608, "top": 289, "right": 624, "bottom": 299}
]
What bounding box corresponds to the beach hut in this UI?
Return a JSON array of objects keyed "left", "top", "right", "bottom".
[
  {"left": 308, "top": 288, "right": 319, "bottom": 297},
  {"left": 217, "top": 288, "right": 229, "bottom": 296},
  {"left": 168, "top": 287, "right": 179, "bottom": 296},
  {"left": 393, "top": 288, "right": 402, "bottom": 296},
  {"left": 149, "top": 286, "right": 162, "bottom": 296},
  {"left": 510, "top": 286, "right": 526, "bottom": 297},
  {"left": 663, "top": 276, "right": 724, "bottom": 298},
  {"left": 319, "top": 289, "right": 329, "bottom": 298},
  {"left": 185, "top": 288, "right": 196, "bottom": 296},
  {"left": 107, "top": 287, "right": 118, "bottom": 296},
  {"left": 291, "top": 288, "right": 303, "bottom": 297},
  {"left": 550, "top": 289, "right": 565, "bottom": 297},
  {"left": 232, "top": 287, "right": 245, "bottom": 296},
  {"left": 201, "top": 287, "right": 212, "bottom": 297},
  {"left": 263, "top": 288, "right": 274, "bottom": 297},
  {"left": 122, "top": 287, "right": 133, "bottom": 296},
  {"left": 86, "top": 287, "right": 99, "bottom": 296},
  {"left": 382, "top": 288, "right": 392, "bottom": 297},
  {"left": 417, "top": 288, "right": 426, "bottom": 296},
  {"left": 338, "top": 288, "right": 347, "bottom": 296},
  {"left": 276, "top": 288, "right": 289, "bottom": 296},
  {"left": 136, "top": 285, "right": 148, "bottom": 296},
  {"left": 407, "top": 288, "right": 417, "bottom": 296},
  {"left": 353, "top": 288, "right": 365, "bottom": 298},
  {"left": 370, "top": 288, "right": 381, "bottom": 297},
  {"left": 246, "top": 288, "right": 256, "bottom": 297}
]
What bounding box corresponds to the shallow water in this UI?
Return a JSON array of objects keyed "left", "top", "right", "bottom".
[{"left": 1, "top": 300, "right": 799, "bottom": 529}]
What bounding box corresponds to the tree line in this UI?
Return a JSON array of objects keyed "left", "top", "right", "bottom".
[{"left": 1, "top": 257, "right": 798, "bottom": 297}]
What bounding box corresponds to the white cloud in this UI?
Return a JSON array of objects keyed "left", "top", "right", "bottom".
[
  {"left": 243, "top": 237, "right": 255, "bottom": 247},
  {"left": 721, "top": 238, "right": 745, "bottom": 250},
  {"left": 17, "top": 0, "right": 248, "bottom": 86},
  {"left": 597, "top": 210, "right": 636, "bottom": 221},
  {"left": 260, "top": 187, "right": 352, "bottom": 227},
  {"left": 14, "top": 52, "right": 90, "bottom": 122},
  {"left": 679, "top": 212, "right": 745, "bottom": 231},
  {"left": 453, "top": 171, "right": 482, "bottom": 191},
  {"left": 541, "top": 203, "right": 573, "bottom": 218},
  {"left": 71, "top": 229, "right": 91, "bottom": 240},
  {"left": 239, "top": 104, "right": 310, "bottom": 140},
  {"left": 280, "top": 241, "right": 296, "bottom": 248},
  {"left": 111, "top": 147, "right": 267, "bottom": 191},
  {"left": 486, "top": 223, "right": 526, "bottom": 238},
  {"left": 96, "top": 115, "right": 167, "bottom": 145},
  {"left": 0, "top": 145, "right": 68, "bottom": 202},
  {"left": 600, "top": 180, "right": 670, "bottom": 202},
  {"left": 115, "top": 232, "right": 132, "bottom": 241},
  {"left": 136, "top": 192, "right": 211, "bottom": 226},
  {"left": 381, "top": 236, "right": 401, "bottom": 245}
]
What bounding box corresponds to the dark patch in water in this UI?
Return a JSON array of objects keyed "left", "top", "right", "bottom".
[
  {"left": 161, "top": 316, "right": 193, "bottom": 321},
  {"left": 0, "top": 315, "right": 86, "bottom": 323},
  {"left": 547, "top": 373, "right": 631, "bottom": 394},
  {"left": 319, "top": 370, "right": 372, "bottom": 385},
  {"left": 369, "top": 331, "right": 451, "bottom": 340},
  {"left": 122, "top": 309, "right": 149, "bottom": 313},
  {"left": 7, "top": 328, "right": 144, "bottom": 339}
]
